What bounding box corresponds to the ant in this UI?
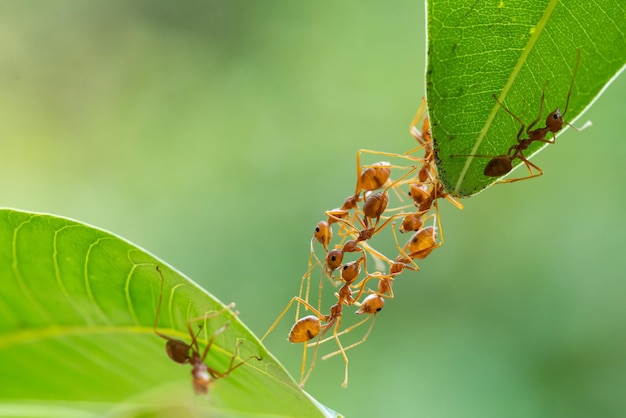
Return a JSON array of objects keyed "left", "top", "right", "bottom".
[
  {"left": 262, "top": 255, "right": 373, "bottom": 387},
  {"left": 404, "top": 100, "right": 463, "bottom": 230},
  {"left": 312, "top": 293, "right": 382, "bottom": 363},
  {"left": 316, "top": 259, "right": 413, "bottom": 363},
  {"left": 154, "top": 266, "right": 260, "bottom": 395},
  {"left": 348, "top": 148, "right": 425, "bottom": 212},
  {"left": 318, "top": 222, "right": 437, "bottom": 364},
  {"left": 453, "top": 49, "right": 585, "bottom": 183},
  {"left": 408, "top": 97, "right": 437, "bottom": 183},
  {"left": 262, "top": 295, "right": 356, "bottom": 387}
]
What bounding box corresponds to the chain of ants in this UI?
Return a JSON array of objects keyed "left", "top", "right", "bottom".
[
  {"left": 150, "top": 51, "right": 582, "bottom": 394},
  {"left": 262, "top": 50, "right": 582, "bottom": 389},
  {"left": 261, "top": 99, "right": 467, "bottom": 388}
]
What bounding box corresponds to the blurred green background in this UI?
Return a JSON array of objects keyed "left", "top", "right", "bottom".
[{"left": 1, "top": 2, "right": 625, "bottom": 417}]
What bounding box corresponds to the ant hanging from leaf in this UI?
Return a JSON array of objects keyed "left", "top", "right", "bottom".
[
  {"left": 153, "top": 266, "right": 261, "bottom": 395},
  {"left": 454, "top": 49, "right": 589, "bottom": 183}
]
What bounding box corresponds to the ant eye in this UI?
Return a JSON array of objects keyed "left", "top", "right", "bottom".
[{"left": 315, "top": 227, "right": 320, "bottom": 232}]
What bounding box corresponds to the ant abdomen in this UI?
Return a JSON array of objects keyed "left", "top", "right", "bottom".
[
  {"left": 288, "top": 315, "right": 321, "bottom": 343},
  {"left": 484, "top": 156, "right": 513, "bottom": 177},
  {"left": 165, "top": 339, "right": 192, "bottom": 364}
]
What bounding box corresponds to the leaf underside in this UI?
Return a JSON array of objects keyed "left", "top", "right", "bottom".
[
  {"left": 427, "top": 0, "right": 626, "bottom": 197},
  {"left": 0, "top": 209, "right": 339, "bottom": 418}
]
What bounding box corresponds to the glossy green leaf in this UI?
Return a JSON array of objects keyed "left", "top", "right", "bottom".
[
  {"left": 427, "top": 0, "right": 626, "bottom": 196},
  {"left": 0, "top": 209, "right": 340, "bottom": 418}
]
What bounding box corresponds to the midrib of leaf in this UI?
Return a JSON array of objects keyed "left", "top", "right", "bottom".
[
  {"left": 452, "top": 0, "right": 559, "bottom": 194},
  {"left": 0, "top": 323, "right": 280, "bottom": 382},
  {"left": 0, "top": 325, "right": 157, "bottom": 350}
]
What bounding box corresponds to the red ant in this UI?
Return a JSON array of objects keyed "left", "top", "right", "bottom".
[
  {"left": 317, "top": 257, "right": 415, "bottom": 363},
  {"left": 408, "top": 98, "right": 437, "bottom": 183},
  {"left": 154, "top": 266, "right": 260, "bottom": 395},
  {"left": 262, "top": 295, "right": 357, "bottom": 387},
  {"left": 262, "top": 255, "right": 374, "bottom": 387},
  {"left": 454, "top": 49, "right": 585, "bottom": 183}
]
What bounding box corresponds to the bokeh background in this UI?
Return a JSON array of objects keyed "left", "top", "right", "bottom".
[{"left": 2, "top": 2, "right": 625, "bottom": 417}]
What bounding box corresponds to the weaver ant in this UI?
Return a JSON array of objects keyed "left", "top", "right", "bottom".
[
  {"left": 408, "top": 97, "right": 436, "bottom": 183},
  {"left": 262, "top": 255, "right": 374, "bottom": 388},
  {"left": 454, "top": 49, "right": 586, "bottom": 183},
  {"left": 262, "top": 292, "right": 361, "bottom": 387},
  {"left": 154, "top": 266, "right": 260, "bottom": 395}
]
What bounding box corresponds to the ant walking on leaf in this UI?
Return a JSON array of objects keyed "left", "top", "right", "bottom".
[
  {"left": 454, "top": 49, "right": 588, "bottom": 183},
  {"left": 154, "top": 266, "right": 260, "bottom": 396}
]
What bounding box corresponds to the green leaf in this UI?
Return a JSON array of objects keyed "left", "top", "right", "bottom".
[
  {"left": 427, "top": 0, "right": 626, "bottom": 196},
  {"left": 0, "top": 209, "right": 340, "bottom": 418}
]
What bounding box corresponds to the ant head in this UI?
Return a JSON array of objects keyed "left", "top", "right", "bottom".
[
  {"left": 546, "top": 108, "right": 564, "bottom": 132},
  {"left": 408, "top": 183, "right": 429, "bottom": 205},
  {"left": 400, "top": 212, "right": 424, "bottom": 233},
  {"left": 340, "top": 259, "right": 362, "bottom": 283},
  {"left": 165, "top": 338, "right": 192, "bottom": 364},
  {"left": 191, "top": 362, "right": 211, "bottom": 395},
  {"left": 313, "top": 221, "right": 331, "bottom": 250},
  {"left": 356, "top": 294, "right": 384, "bottom": 314},
  {"left": 326, "top": 249, "right": 344, "bottom": 271}
]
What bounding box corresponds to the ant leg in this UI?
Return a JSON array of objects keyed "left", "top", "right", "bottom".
[
  {"left": 350, "top": 271, "right": 395, "bottom": 302},
  {"left": 492, "top": 94, "right": 526, "bottom": 139},
  {"left": 549, "top": 50, "right": 586, "bottom": 139},
  {"left": 409, "top": 97, "right": 428, "bottom": 142},
  {"left": 391, "top": 223, "right": 421, "bottom": 272},
  {"left": 187, "top": 304, "right": 237, "bottom": 355},
  {"left": 298, "top": 244, "right": 326, "bottom": 318},
  {"left": 445, "top": 194, "right": 464, "bottom": 210},
  {"left": 359, "top": 240, "right": 396, "bottom": 274},
  {"left": 299, "top": 316, "right": 347, "bottom": 387},
  {"left": 320, "top": 315, "right": 376, "bottom": 361},
  {"left": 299, "top": 339, "right": 310, "bottom": 386},
  {"left": 326, "top": 210, "right": 364, "bottom": 235},
  {"left": 209, "top": 340, "right": 262, "bottom": 380},
  {"left": 561, "top": 49, "right": 581, "bottom": 118},
  {"left": 154, "top": 266, "right": 213, "bottom": 343},
  {"left": 525, "top": 83, "right": 547, "bottom": 135},
  {"left": 261, "top": 297, "right": 325, "bottom": 341},
  {"left": 358, "top": 150, "right": 425, "bottom": 165}
]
